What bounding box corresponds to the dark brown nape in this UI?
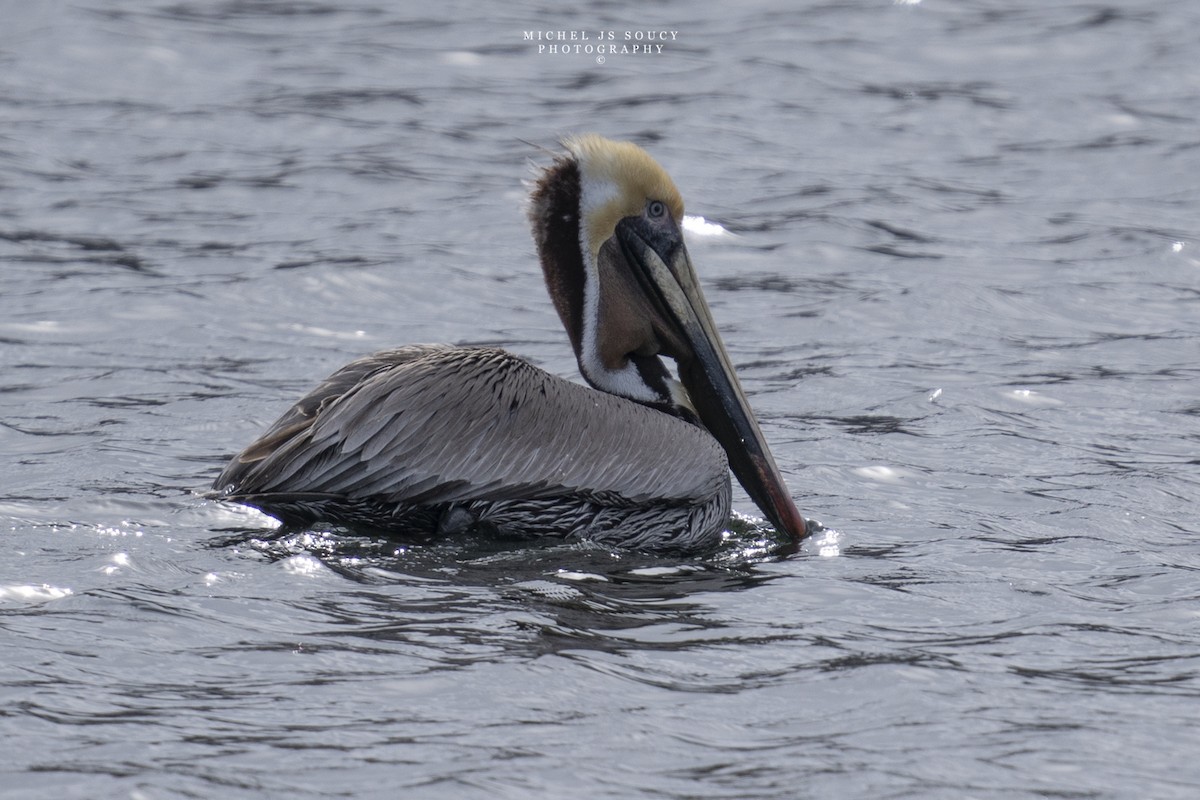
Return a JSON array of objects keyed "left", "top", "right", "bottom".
[{"left": 527, "top": 155, "right": 586, "bottom": 355}]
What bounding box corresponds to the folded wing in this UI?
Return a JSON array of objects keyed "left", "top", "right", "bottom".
[{"left": 213, "top": 345, "right": 727, "bottom": 516}]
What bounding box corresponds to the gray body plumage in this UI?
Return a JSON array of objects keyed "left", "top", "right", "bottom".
[{"left": 213, "top": 345, "right": 732, "bottom": 552}]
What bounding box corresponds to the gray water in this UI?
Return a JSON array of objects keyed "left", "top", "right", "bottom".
[{"left": 3, "top": 1, "right": 1199, "bottom": 797}]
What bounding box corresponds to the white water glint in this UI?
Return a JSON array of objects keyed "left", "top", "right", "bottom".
[{"left": 0, "top": 584, "right": 73, "bottom": 603}]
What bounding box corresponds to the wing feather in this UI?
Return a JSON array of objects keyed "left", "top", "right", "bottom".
[{"left": 214, "top": 345, "right": 727, "bottom": 513}]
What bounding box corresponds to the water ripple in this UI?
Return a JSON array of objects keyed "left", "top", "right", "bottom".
[{"left": 3, "top": 0, "right": 1200, "bottom": 798}]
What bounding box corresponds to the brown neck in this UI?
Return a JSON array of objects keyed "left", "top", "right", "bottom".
[{"left": 527, "top": 156, "right": 585, "bottom": 356}]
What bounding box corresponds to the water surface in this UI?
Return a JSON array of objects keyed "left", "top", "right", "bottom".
[{"left": 2, "top": 1, "right": 1199, "bottom": 798}]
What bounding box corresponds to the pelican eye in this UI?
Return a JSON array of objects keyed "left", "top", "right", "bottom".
[{"left": 647, "top": 200, "right": 666, "bottom": 219}]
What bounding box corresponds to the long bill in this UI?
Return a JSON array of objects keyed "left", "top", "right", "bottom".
[{"left": 615, "top": 218, "right": 809, "bottom": 542}]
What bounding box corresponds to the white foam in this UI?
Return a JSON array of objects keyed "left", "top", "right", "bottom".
[
  {"left": 280, "top": 553, "right": 330, "bottom": 577},
  {"left": 683, "top": 214, "right": 731, "bottom": 237}
]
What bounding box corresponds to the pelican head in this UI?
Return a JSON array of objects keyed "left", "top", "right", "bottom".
[{"left": 528, "top": 134, "right": 807, "bottom": 542}]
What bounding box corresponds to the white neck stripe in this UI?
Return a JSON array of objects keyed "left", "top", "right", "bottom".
[{"left": 578, "top": 240, "right": 660, "bottom": 404}]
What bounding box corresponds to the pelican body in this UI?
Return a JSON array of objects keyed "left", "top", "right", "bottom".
[{"left": 212, "top": 136, "right": 807, "bottom": 553}]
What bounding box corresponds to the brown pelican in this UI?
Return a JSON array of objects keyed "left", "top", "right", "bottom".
[{"left": 211, "top": 135, "right": 807, "bottom": 552}]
